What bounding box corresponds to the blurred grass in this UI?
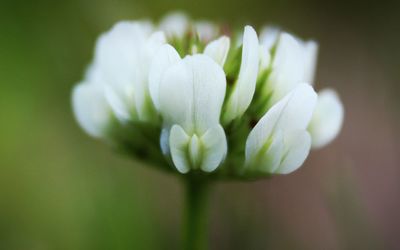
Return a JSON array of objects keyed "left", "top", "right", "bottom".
[{"left": 0, "top": 0, "right": 399, "bottom": 249}]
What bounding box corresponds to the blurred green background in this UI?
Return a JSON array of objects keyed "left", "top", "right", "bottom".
[{"left": 1, "top": 0, "right": 399, "bottom": 249}]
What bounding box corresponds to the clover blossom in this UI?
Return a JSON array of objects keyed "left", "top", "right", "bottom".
[{"left": 72, "top": 13, "right": 344, "bottom": 178}]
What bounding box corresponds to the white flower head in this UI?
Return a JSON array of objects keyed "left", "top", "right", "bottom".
[{"left": 72, "top": 14, "right": 343, "bottom": 178}]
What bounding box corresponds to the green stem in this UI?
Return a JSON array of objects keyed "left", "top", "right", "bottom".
[{"left": 183, "top": 177, "right": 211, "bottom": 250}]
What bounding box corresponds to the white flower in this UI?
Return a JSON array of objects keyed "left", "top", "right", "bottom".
[
  {"left": 72, "top": 65, "right": 113, "bottom": 138},
  {"left": 153, "top": 54, "right": 227, "bottom": 173},
  {"left": 72, "top": 16, "right": 343, "bottom": 177},
  {"left": 94, "top": 21, "right": 166, "bottom": 122},
  {"left": 222, "top": 26, "right": 260, "bottom": 124},
  {"left": 309, "top": 88, "right": 344, "bottom": 149},
  {"left": 245, "top": 84, "right": 317, "bottom": 174}
]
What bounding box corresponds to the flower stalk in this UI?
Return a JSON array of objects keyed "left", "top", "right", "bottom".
[{"left": 183, "top": 176, "right": 211, "bottom": 250}]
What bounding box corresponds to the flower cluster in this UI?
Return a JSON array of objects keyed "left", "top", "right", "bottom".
[{"left": 72, "top": 13, "right": 344, "bottom": 179}]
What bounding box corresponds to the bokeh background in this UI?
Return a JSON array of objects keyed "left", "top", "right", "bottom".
[{"left": 1, "top": 0, "right": 399, "bottom": 249}]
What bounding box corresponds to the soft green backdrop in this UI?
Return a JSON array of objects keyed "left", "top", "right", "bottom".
[{"left": 1, "top": 0, "right": 399, "bottom": 249}]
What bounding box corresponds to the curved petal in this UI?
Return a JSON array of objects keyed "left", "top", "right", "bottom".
[
  {"left": 245, "top": 84, "right": 317, "bottom": 174},
  {"left": 268, "top": 32, "right": 306, "bottom": 104},
  {"left": 94, "top": 22, "right": 137, "bottom": 120},
  {"left": 188, "top": 134, "right": 202, "bottom": 168},
  {"left": 275, "top": 130, "right": 311, "bottom": 174},
  {"left": 95, "top": 21, "right": 148, "bottom": 86},
  {"left": 72, "top": 83, "right": 112, "bottom": 138},
  {"left": 149, "top": 44, "right": 181, "bottom": 110},
  {"left": 223, "top": 25, "right": 260, "bottom": 124},
  {"left": 200, "top": 125, "right": 228, "bottom": 172},
  {"left": 169, "top": 124, "right": 191, "bottom": 173},
  {"left": 103, "top": 84, "right": 136, "bottom": 121},
  {"left": 160, "top": 127, "right": 170, "bottom": 155},
  {"left": 259, "top": 45, "right": 271, "bottom": 70},
  {"left": 272, "top": 83, "right": 318, "bottom": 131},
  {"left": 94, "top": 21, "right": 165, "bottom": 121},
  {"left": 204, "top": 36, "right": 230, "bottom": 66},
  {"left": 259, "top": 26, "right": 280, "bottom": 50},
  {"left": 309, "top": 88, "right": 344, "bottom": 149},
  {"left": 159, "top": 55, "right": 226, "bottom": 134},
  {"left": 245, "top": 129, "right": 284, "bottom": 173},
  {"left": 249, "top": 84, "right": 317, "bottom": 136},
  {"left": 131, "top": 31, "right": 166, "bottom": 121},
  {"left": 302, "top": 41, "right": 318, "bottom": 84}
]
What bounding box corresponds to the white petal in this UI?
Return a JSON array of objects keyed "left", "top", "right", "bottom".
[
  {"left": 72, "top": 83, "right": 112, "bottom": 138},
  {"left": 309, "top": 89, "right": 344, "bottom": 149},
  {"left": 95, "top": 21, "right": 148, "bottom": 85},
  {"left": 200, "top": 125, "right": 227, "bottom": 172},
  {"left": 103, "top": 84, "right": 136, "bottom": 121},
  {"left": 245, "top": 84, "right": 317, "bottom": 172},
  {"left": 188, "top": 134, "right": 202, "bottom": 168},
  {"left": 159, "top": 55, "right": 226, "bottom": 134},
  {"left": 272, "top": 83, "right": 318, "bottom": 131},
  {"left": 94, "top": 21, "right": 165, "bottom": 121},
  {"left": 246, "top": 84, "right": 316, "bottom": 150},
  {"left": 147, "top": 31, "right": 166, "bottom": 50},
  {"left": 259, "top": 45, "right": 271, "bottom": 70},
  {"left": 259, "top": 26, "right": 279, "bottom": 71},
  {"left": 302, "top": 40, "right": 318, "bottom": 84},
  {"left": 223, "top": 25, "right": 260, "bottom": 124},
  {"left": 204, "top": 36, "right": 230, "bottom": 66},
  {"left": 159, "top": 12, "right": 189, "bottom": 37},
  {"left": 149, "top": 44, "right": 181, "bottom": 110},
  {"left": 268, "top": 32, "right": 307, "bottom": 104},
  {"left": 259, "top": 26, "right": 280, "bottom": 49},
  {"left": 169, "top": 125, "right": 191, "bottom": 173},
  {"left": 132, "top": 31, "right": 166, "bottom": 121},
  {"left": 245, "top": 112, "right": 279, "bottom": 165},
  {"left": 245, "top": 129, "right": 284, "bottom": 173},
  {"left": 160, "top": 127, "right": 170, "bottom": 155},
  {"left": 275, "top": 130, "right": 311, "bottom": 174}
]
